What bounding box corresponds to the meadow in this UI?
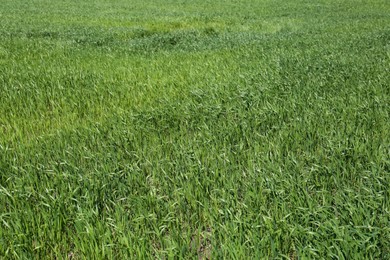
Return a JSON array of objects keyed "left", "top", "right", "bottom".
[{"left": 0, "top": 0, "right": 389, "bottom": 258}]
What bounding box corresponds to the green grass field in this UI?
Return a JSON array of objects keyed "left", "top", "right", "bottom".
[{"left": 1, "top": 0, "right": 389, "bottom": 258}]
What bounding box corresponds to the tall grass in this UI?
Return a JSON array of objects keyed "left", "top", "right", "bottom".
[{"left": 1, "top": 0, "right": 389, "bottom": 258}]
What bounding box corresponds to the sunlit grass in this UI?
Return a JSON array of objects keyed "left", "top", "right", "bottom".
[{"left": 1, "top": 0, "right": 389, "bottom": 258}]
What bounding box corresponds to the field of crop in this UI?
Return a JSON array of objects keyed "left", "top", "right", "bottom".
[{"left": 0, "top": 0, "right": 389, "bottom": 258}]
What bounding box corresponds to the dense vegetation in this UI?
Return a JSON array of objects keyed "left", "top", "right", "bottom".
[{"left": 0, "top": 0, "right": 389, "bottom": 258}]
